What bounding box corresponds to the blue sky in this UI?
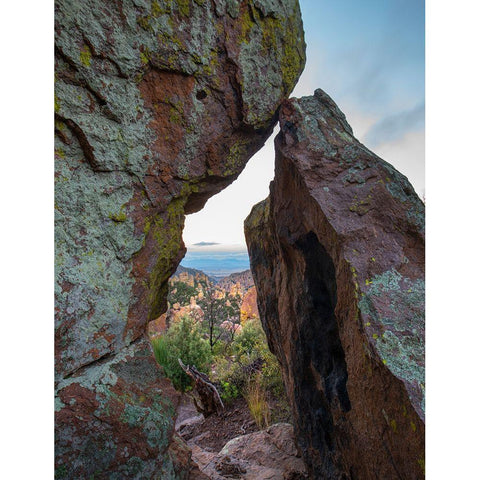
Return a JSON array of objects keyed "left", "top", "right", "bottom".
[
  {"left": 298, "top": 0, "right": 424, "bottom": 111},
  {"left": 296, "top": 0, "right": 424, "bottom": 144},
  {"left": 183, "top": 0, "right": 425, "bottom": 246}
]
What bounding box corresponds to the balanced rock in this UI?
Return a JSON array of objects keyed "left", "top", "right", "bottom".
[
  {"left": 55, "top": 0, "right": 305, "bottom": 477},
  {"left": 245, "top": 89, "right": 425, "bottom": 479}
]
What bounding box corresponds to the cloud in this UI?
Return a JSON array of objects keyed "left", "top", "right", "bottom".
[
  {"left": 363, "top": 102, "right": 424, "bottom": 148},
  {"left": 373, "top": 129, "right": 425, "bottom": 198}
]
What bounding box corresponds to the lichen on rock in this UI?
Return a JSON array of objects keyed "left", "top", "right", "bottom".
[
  {"left": 55, "top": 0, "right": 305, "bottom": 477},
  {"left": 245, "top": 88, "right": 425, "bottom": 479}
]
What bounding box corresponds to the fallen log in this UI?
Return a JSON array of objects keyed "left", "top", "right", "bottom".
[{"left": 178, "top": 358, "right": 224, "bottom": 417}]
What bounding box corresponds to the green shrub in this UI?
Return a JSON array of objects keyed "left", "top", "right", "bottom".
[
  {"left": 212, "top": 318, "right": 284, "bottom": 399},
  {"left": 168, "top": 281, "right": 197, "bottom": 306},
  {"left": 151, "top": 315, "right": 212, "bottom": 391},
  {"left": 232, "top": 318, "right": 264, "bottom": 358},
  {"left": 219, "top": 381, "right": 240, "bottom": 403}
]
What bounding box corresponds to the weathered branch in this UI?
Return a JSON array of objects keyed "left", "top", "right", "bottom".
[{"left": 178, "top": 358, "right": 224, "bottom": 417}]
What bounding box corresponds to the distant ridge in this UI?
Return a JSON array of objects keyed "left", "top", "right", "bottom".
[
  {"left": 181, "top": 245, "right": 250, "bottom": 276},
  {"left": 217, "top": 270, "right": 254, "bottom": 289},
  {"left": 174, "top": 265, "right": 254, "bottom": 285},
  {"left": 193, "top": 241, "right": 219, "bottom": 246},
  {"left": 174, "top": 265, "right": 217, "bottom": 283}
]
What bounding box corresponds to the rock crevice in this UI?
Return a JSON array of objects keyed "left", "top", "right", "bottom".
[{"left": 245, "top": 89, "right": 425, "bottom": 479}]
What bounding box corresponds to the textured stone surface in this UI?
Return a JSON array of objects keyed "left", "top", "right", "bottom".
[
  {"left": 55, "top": 0, "right": 305, "bottom": 476},
  {"left": 245, "top": 89, "right": 425, "bottom": 479},
  {"left": 191, "top": 423, "right": 307, "bottom": 479},
  {"left": 55, "top": 338, "right": 190, "bottom": 479},
  {"left": 240, "top": 286, "right": 259, "bottom": 322}
]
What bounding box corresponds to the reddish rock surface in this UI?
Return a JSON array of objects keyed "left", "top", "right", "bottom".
[
  {"left": 55, "top": 0, "right": 305, "bottom": 477},
  {"left": 187, "top": 423, "right": 307, "bottom": 480},
  {"left": 245, "top": 89, "right": 425, "bottom": 479},
  {"left": 240, "top": 286, "right": 259, "bottom": 322}
]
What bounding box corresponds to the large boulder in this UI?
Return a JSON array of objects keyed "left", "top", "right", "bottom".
[
  {"left": 55, "top": 338, "right": 190, "bottom": 479},
  {"left": 245, "top": 89, "right": 425, "bottom": 479},
  {"left": 55, "top": 0, "right": 305, "bottom": 477}
]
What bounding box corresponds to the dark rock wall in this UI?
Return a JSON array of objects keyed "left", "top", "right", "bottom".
[
  {"left": 245, "top": 89, "right": 425, "bottom": 479},
  {"left": 54, "top": 0, "right": 305, "bottom": 477}
]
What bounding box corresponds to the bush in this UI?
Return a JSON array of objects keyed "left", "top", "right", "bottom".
[
  {"left": 213, "top": 318, "right": 285, "bottom": 403},
  {"left": 151, "top": 315, "right": 212, "bottom": 391},
  {"left": 219, "top": 381, "right": 240, "bottom": 404},
  {"left": 232, "top": 317, "right": 264, "bottom": 358},
  {"left": 168, "top": 281, "right": 197, "bottom": 306}
]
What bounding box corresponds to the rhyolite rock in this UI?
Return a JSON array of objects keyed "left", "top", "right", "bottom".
[
  {"left": 55, "top": 0, "right": 305, "bottom": 477},
  {"left": 240, "top": 286, "right": 259, "bottom": 322},
  {"left": 245, "top": 89, "right": 425, "bottom": 479},
  {"left": 190, "top": 423, "right": 307, "bottom": 479},
  {"left": 55, "top": 338, "right": 190, "bottom": 479}
]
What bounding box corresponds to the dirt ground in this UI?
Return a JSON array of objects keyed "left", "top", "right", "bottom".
[
  {"left": 176, "top": 392, "right": 292, "bottom": 454},
  {"left": 177, "top": 396, "right": 259, "bottom": 452}
]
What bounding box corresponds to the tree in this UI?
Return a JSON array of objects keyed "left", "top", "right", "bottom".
[
  {"left": 199, "top": 287, "right": 241, "bottom": 352},
  {"left": 168, "top": 281, "right": 197, "bottom": 306}
]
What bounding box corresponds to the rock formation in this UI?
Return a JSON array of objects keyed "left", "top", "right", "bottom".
[
  {"left": 245, "top": 89, "right": 425, "bottom": 479},
  {"left": 189, "top": 423, "right": 307, "bottom": 479},
  {"left": 240, "top": 286, "right": 259, "bottom": 322},
  {"left": 217, "top": 269, "right": 254, "bottom": 293},
  {"left": 54, "top": 0, "right": 305, "bottom": 477}
]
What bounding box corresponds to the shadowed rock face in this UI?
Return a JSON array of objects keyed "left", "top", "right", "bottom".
[
  {"left": 55, "top": 0, "right": 305, "bottom": 477},
  {"left": 245, "top": 89, "right": 425, "bottom": 479}
]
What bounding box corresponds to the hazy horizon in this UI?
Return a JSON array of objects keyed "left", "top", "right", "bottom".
[{"left": 181, "top": 245, "right": 250, "bottom": 277}]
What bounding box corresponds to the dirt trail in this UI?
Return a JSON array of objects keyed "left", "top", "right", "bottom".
[{"left": 176, "top": 395, "right": 258, "bottom": 452}]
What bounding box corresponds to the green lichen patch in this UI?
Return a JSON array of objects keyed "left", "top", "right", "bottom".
[
  {"left": 245, "top": 198, "right": 270, "bottom": 231},
  {"left": 54, "top": 93, "right": 61, "bottom": 113},
  {"left": 223, "top": 139, "right": 249, "bottom": 176},
  {"left": 349, "top": 193, "right": 373, "bottom": 215},
  {"left": 146, "top": 197, "right": 187, "bottom": 319},
  {"left": 359, "top": 269, "right": 425, "bottom": 415},
  {"left": 79, "top": 44, "right": 92, "bottom": 67},
  {"left": 237, "top": 1, "right": 306, "bottom": 128}
]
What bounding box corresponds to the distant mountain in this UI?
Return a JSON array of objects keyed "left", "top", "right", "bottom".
[
  {"left": 217, "top": 270, "right": 254, "bottom": 291},
  {"left": 165, "top": 266, "right": 259, "bottom": 330},
  {"left": 193, "top": 241, "right": 219, "bottom": 246},
  {"left": 171, "top": 265, "right": 217, "bottom": 285},
  {"left": 180, "top": 249, "right": 250, "bottom": 277}
]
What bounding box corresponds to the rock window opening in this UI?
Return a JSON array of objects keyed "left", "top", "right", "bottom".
[{"left": 147, "top": 133, "right": 307, "bottom": 477}]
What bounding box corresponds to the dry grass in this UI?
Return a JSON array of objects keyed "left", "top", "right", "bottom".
[{"left": 244, "top": 373, "right": 271, "bottom": 429}]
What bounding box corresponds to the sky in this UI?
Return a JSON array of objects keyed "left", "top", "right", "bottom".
[{"left": 183, "top": 0, "right": 425, "bottom": 247}]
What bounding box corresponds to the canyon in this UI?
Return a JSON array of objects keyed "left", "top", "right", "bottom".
[{"left": 148, "top": 266, "right": 258, "bottom": 337}]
